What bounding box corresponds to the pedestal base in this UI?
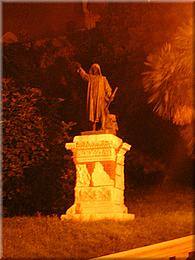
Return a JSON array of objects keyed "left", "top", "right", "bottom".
[
  {"left": 61, "top": 213, "right": 135, "bottom": 221},
  {"left": 63, "top": 134, "right": 135, "bottom": 222}
]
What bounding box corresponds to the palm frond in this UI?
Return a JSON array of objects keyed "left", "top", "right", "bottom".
[{"left": 143, "top": 19, "right": 193, "bottom": 126}]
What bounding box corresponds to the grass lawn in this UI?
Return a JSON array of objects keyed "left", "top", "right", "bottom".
[{"left": 3, "top": 186, "right": 193, "bottom": 259}]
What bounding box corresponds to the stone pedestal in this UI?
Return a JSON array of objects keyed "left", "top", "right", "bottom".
[{"left": 61, "top": 134, "right": 135, "bottom": 221}]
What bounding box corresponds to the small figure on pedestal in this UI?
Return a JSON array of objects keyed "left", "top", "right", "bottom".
[{"left": 76, "top": 63, "right": 118, "bottom": 133}]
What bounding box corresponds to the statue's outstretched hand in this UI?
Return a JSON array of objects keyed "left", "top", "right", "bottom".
[
  {"left": 75, "top": 62, "right": 82, "bottom": 71},
  {"left": 71, "top": 61, "right": 81, "bottom": 73}
]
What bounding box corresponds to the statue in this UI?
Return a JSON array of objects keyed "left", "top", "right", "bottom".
[
  {"left": 77, "top": 63, "right": 118, "bottom": 132},
  {"left": 62, "top": 63, "right": 134, "bottom": 222}
]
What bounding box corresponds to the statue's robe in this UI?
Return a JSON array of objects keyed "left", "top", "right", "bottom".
[{"left": 79, "top": 68, "right": 112, "bottom": 126}]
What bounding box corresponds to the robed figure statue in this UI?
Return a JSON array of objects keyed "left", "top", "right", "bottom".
[{"left": 77, "top": 63, "right": 113, "bottom": 131}]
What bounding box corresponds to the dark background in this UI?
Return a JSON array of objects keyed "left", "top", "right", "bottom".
[{"left": 2, "top": 2, "right": 193, "bottom": 215}]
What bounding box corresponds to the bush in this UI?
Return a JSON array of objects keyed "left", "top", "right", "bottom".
[
  {"left": 3, "top": 38, "right": 77, "bottom": 215},
  {"left": 3, "top": 78, "right": 47, "bottom": 215},
  {"left": 125, "top": 148, "right": 167, "bottom": 189}
]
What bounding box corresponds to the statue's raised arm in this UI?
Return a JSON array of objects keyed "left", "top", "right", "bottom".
[{"left": 77, "top": 66, "right": 89, "bottom": 81}]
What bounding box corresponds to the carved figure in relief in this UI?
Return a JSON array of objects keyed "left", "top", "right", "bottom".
[
  {"left": 91, "top": 162, "right": 114, "bottom": 186},
  {"left": 105, "top": 114, "right": 118, "bottom": 134},
  {"left": 77, "top": 63, "right": 118, "bottom": 132},
  {"left": 76, "top": 164, "right": 91, "bottom": 187}
]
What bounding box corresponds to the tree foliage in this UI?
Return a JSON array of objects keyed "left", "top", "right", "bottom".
[
  {"left": 143, "top": 20, "right": 192, "bottom": 125},
  {"left": 125, "top": 148, "right": 167, "bottom": 189},
  {"left": 3, "top": 78, "right": 47, "bottom": 212},
  {"left": 3, "top": 37, "right": 76, "bottom": 216},
  {"left": 98, "top": 3, "right": 191, "bottom": 56},
  {"left": 143, "top": 20, "right": 193, "bottom": 155},
  {"left": 3, "top": 79, "right": 47, "bottom": 176}
]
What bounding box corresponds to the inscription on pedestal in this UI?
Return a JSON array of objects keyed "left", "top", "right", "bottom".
[{"left": 76, "top": 148, "right": 113, "bottom": 162}]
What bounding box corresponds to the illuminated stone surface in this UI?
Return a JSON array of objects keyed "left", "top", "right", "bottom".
[{"left": 61, "top": 134, "right": 135, "bottom": 221}]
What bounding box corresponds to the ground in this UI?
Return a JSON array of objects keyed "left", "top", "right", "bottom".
[{"left": 3, "top": 185, "right": 193, "bottom": 259}]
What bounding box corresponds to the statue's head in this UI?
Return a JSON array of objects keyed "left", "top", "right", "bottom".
[{"left": 89, "top": 63, "right": 102, "bottom": 76}]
